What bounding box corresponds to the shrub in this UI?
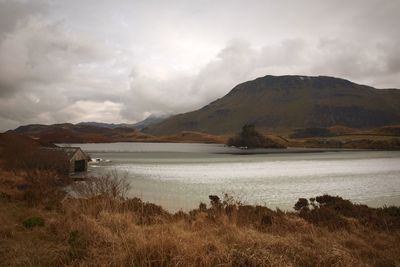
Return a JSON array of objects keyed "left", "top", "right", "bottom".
[
  {"left": 199, "top": 202, "right": 207, "bottom": 211},
  {"left": 209, "top": 195, "right": 221, "bottom": 208},
  {"left": 123, "top": 197, "right": 170, "bottom": 224},
  {"left": 294, "top": 198, "right": 309, "bottom": 211},
  {"left": 294, "top": 194, "right": 400, "bottom": 230},
  {"left": 22, "top": 170, "right": 68, "bottom": 208},
  {"left": 22, "top": 216, "right": 45, "bottom": 229},
  {"left": 72, "top": 170, "right": 131, "bottom": 199}
]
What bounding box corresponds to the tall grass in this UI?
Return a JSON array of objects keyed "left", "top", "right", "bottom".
[{"left": 1, "top": 170, "right": 400, "bottom": 266}]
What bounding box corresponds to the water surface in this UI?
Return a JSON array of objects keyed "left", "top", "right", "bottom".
[{"left": 64, "top": 142, "right": 400, "bottom": 212}]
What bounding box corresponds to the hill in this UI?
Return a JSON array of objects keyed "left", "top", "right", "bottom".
[
  {"left": 144, "top": 75, "right": 400, "bottom": 135},
  {"left": 0, "top": 132, "right": 72, "bottom": 173},
  {"left": 8, "top": 123, "right": 225, "bottom": 144},
  {"left": 10, "top": 123, "right": 153, "bottom": 143},
  {"left": 156, "top": 131, "right": 226, "bottom": 144}
]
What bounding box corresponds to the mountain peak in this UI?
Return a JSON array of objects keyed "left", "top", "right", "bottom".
[{"left": 231, "top": 75, "right": 356, "bottom": 95}]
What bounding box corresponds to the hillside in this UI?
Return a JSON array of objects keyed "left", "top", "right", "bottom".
[
  {"left": 133, "top": 114, "right": 171, "bottom": 130},
  {"left": 156, "top": 131, "right": 226, "bottom": 144},
  {"left": 0, "top": 133, "right": 72, "bottom": 173},
  {"left": 8, "top": 123, "right": 225, "bottom": 144},
  {"left": 144, "top": 75, "right": 400, "bottom": 135},
  {"left": 10, "top": 123, "right": 153, "bottom": 143}
]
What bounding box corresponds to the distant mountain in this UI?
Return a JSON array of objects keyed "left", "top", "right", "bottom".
[
  {"left": 133, "top": 114, "right": 171, "bottom": 130},
  {"left": 76, "top": 122, "right": 134, "bottom": 129},
  {"left": 144, "top": 75, "right": 400, "bottom": 135},
  {"left": 76, "top": 114, "right": 170, "bottom": 130}
]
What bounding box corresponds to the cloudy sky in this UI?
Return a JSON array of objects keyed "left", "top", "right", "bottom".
[{"left": 0, "top": 0, "right": 399, "bottom": 131}]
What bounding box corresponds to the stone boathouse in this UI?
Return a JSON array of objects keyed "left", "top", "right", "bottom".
[
  {"left": 46, "top": 147, "right": 90, "bottom": 174},
  {"left": 61, "top": 147, "right": 90, "bottom": 173}
]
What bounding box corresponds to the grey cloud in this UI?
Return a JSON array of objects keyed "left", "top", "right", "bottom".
[
  {"left": 0, "top": 3, "right": 127, "bottom": 130},
  {"left": 384, "top": 41, "right": 400, "bottom": 74},
  {"left": 0, "top": 0, "right": 47, "bottom": 38},
  {"left": 0, "top": 15, "right": 114, "bottom": 99},
  {"left": 1, "top": 0, "right": 400, "bottom": 131},
  {"left": 121, "top": 39, "right": 308, "bottom": 121},
  {"left": 122, "top": 35, "right": 400, "bottom": 121}
]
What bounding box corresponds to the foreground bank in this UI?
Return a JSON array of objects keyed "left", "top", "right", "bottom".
[{"left": 0, "top": 170, "right": 399, "bottom": 267}]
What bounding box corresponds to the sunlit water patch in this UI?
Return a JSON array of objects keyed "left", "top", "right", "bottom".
[{"left": 63, "top": 143, "right": 400, "bottom": 212}]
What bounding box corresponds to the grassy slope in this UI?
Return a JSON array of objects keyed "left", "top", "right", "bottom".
[
  {"left": 285, "top": 125, "right": 400, "bottom": 150},
  {"left": 0, "top": 170, "right": 400, "bottom": 267},
  {"left": 9, "top": 124, "right": 227, "bottom": 144}
]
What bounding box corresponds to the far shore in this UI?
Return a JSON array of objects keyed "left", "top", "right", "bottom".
[{"left": 57, "top": 141, "right": 385, "bottom": 155}]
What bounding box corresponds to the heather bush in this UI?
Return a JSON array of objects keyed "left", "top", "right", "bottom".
[
  {"left": 22, "top": 216, "right": 45, "bottom": 229},
  {"left": 295, "top": 194, "right": 400, "bottom": 230}
]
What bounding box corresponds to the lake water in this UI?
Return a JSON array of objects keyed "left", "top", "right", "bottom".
[{"left": 64, "top": 143, "right": 400, "bottom": 212}]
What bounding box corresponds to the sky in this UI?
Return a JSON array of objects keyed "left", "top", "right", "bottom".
[{"left": 0, "top": 0, "right": 399, "bottom": 131}]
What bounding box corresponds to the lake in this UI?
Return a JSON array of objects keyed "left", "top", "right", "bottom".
[{"left": 63, "top": 142, "right": 400, "bottom": 212}]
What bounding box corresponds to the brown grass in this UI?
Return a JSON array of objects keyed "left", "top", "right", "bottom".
[
  {"left": 0, "top": 132, "right": 70, "bottom": 174},
  {"left": 1, "top": 171, "right": 400, "bottom": 266},
  {"left": 151, "top": 131, "right": 227, "bottom": 144}
]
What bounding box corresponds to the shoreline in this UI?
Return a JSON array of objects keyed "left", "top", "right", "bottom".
[{"left": 58, "top": 142, "right": 387, "bottom": 154}]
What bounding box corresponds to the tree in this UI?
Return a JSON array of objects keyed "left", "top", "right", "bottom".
[{"left": 227, "top": 124, "right": 285, "bottom": 149}]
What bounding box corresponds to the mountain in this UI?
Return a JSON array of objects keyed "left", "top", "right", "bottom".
[
  {"left": 133, "top": 114, "right": 171, "bottom": 130},
  {"left": 76, "top": 122, "right": 135, "bottom": 129},
  {"left": 76, "top": 114, "right": 170, "bottom": 130},
  {"left": 144, "top": 75, "right": 400, "bottom": 135}
]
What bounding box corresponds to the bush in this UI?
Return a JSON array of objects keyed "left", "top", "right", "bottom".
[
  {"left": 72, "top": 170, "right": 131, "bottom": 199},
  {"left": 209, "top": 195, "right": 221, "bottom": 208},
  {"left": 22, "top": 170, "right": 68, "bottom": 208},
  {"left": 294, "top": 195, "right": 400, "bottom": 230},
  {"left": 22, "top": 216, "right": 45, "bottom": 229},
  {"left": 294, "top": 198, "right": 309, "bottom": 211}
]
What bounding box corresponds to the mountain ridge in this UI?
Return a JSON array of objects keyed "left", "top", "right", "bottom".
[
  {"left": 76, "top": 114, "right": 170, "bottom": 130},
  {"left": 143, "top": 75, "right": 400, "bottom": 135}
]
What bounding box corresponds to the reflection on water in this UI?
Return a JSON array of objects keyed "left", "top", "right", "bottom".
[{"left": 64, "top": 142, "right": 400, "bottom": 212}]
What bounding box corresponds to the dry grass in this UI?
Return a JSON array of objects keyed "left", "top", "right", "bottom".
[
  {"left": 151, "top": 131, "right": 227, "bottom": 144},
  {"left": 1, "top": 171, "right": 400, "bottom": 267},
  {"left": 0, "top": 132, "right": 70, "bottom": 174}
]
